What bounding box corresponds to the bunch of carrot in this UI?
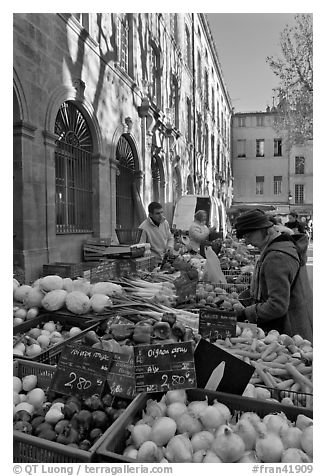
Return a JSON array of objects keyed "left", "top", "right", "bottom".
[{"left": 214, "top": 334, "right": 313, "bottom": 405}]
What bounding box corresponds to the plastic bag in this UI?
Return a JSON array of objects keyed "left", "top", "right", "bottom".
[{"left": 203, "top": 246, "right": 227, "bottom": 284}]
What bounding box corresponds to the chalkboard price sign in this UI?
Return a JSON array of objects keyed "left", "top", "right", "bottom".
[
  {"left": 199, "top": 310, "right": 237, "bottom": 340},
  {"left": 107, "top": 352, "right": 135, "bottom": 400},
  {"left": 50, "top": 343, "right": 113, "bottom": 398},
  {"left": 134, "top": 341, "right": 196, "bottom": 393}
]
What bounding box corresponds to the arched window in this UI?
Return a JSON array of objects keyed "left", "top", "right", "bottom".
[
  {"left": 55, "top": 102, "right": 93, "bottom": 233},
  {"left": 150, "top": 45, "right": 161, "bottom": 108},
  {"left": 204, "top": 69, "right": 209, "bottom": 108},
  {"left": 117, "top": 14, "right": 132, "bottom": 75},
  {"left": 185, "top": 24, "right": 191, "bottom": 69},
  {"left": 116, "top": 134, "right": 138, "bottom": 228},
  {"left": 151, "top": 156, "right": 164, "bottom": 202},
  {"left": 197, "top": 50, "right": 202, "bottom": 87}
]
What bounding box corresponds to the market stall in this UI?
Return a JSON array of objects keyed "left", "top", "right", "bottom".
[{"left": 13, "top": 235, "right": 313, "bottom": 464}]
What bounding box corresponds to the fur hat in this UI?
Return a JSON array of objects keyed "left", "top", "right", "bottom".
[{"left": 235, "top": 209, "right": 274, "bottom": 239}]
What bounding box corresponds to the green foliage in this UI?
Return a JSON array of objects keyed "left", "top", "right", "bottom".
[{"left": 267, "top": 14, "right": 313, "bottom": 143}]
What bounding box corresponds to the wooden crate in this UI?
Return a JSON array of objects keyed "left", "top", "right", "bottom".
[{"left": 43, "top": 262, "right": 84, "bottom": 278}]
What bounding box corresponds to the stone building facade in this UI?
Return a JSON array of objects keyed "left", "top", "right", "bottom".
[
  {"left": 13, "top": 13, "right": 232, "bottom": 281},
  {"left": 231, "top": 109, "right": 313, "bottom": 219}
]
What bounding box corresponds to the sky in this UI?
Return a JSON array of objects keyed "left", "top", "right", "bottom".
[{"left": 206, "top": 13, "right": 298, "bottom": 113}]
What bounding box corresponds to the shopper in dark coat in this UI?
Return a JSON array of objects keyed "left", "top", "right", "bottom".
[
  {"left": 285, "top": 211, "right": 306, "bottom": 234},
  {"left": 234, "top": 209, "right": 313, "bottom": 342}
]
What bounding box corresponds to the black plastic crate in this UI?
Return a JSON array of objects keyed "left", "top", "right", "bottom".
[
  {"left": 95, "top": 388, "right": 313, "bottom": 462},
  {"left": 13, "top": 314, "right": 98, "bottom": 364}
]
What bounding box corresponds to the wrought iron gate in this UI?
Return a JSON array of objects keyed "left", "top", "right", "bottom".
[
  {"left": 116, "top": 135, "right": 137, "bottom": 228},
  {"left": 55, "top": 102, "right": 93, "bottom": 233}
]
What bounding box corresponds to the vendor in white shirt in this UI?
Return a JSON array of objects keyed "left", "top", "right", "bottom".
[{"left": 139, "top": 202, "right": 174, "bottom": 263}]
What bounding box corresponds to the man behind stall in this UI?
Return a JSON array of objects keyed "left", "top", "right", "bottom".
[{"left": 139, "top": 201, "right": 174, "bottom": 264}]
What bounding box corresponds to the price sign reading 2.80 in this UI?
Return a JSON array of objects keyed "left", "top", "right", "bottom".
[
  {"left": 134, "top": 341, "right": 197, "bottom": 393},
  {"left": 64, "top": 371, "right": 92, "bottom": 391},
  {"left": 50, "top": 343, "right": 113, "bottom": 398}
]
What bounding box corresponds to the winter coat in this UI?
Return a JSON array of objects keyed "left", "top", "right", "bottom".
[
  {"left": 188, "top": 221, "right": 210, "bottom": 253},
  {"left": 243, "top": 233, "right": 313, "bottom": 341}
]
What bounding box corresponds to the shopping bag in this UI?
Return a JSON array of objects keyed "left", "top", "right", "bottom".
[{"left": 203, "top": 246, "right": 227, "bottom": 284}]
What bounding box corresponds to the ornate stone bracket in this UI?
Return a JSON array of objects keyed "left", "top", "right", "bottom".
[{"left": 73, "top": 78, "right": 86, "bottom": 99}]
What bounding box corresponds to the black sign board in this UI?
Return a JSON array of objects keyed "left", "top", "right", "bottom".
[
  {"left": 50, "top": 343, "right": 113, "bottom": 398},
  {"left": 194, "top": 338, "right": 255, "bottom": 395},
  {"left": 106, "top": 352, "right": 136, "bottom": 400},
  {"left": 134, "top": 341, "right": 196, "bottom": 393},
  {"left": 199, "top": 309, "right": 237, "bottom": 340}
]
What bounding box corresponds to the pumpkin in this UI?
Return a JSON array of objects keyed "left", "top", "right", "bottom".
[
  {"left": 66, "top": 291, "right": 91, "bottom": 315},
  {"left": 14, "top": 285, "right": 32, "bottom": 303},
  {"left": 25, "top": 287, "right": 44, "bottom": 309},
  {"left": 42, "top": 289, "right": 67, "bottom": 311},
  {"left": 40, "top": 275, "right": 63, "bottom": 292}
]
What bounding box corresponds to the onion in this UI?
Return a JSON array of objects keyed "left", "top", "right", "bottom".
[
  {"left": 165, "top": 434, "right": 193, "bottom": 463},
  {"left": 192, "top": 449, "right": 206, "bottom": 463},
  {"left": 212, "top": 399, "right": 232, "bottom": 422},
  {"left": 281, "top": 448, "right": 311, "bottom": 463},
  {"left": 240, "top": 412, "right": 261, "bottom": 426},
  {"left": 187, "top": 399, "right": 208, "bottom": 419},
  {"left": 199, "top": 405, "right": 225, "bottom": 430},
  {"left": 123, "top": 446, "right": 138, "bottom": 460},
  {"left": 149, "top": 417, "right": 177, "bottom": 446},
  {"left": 166, "top": 402, "right": 188, "bottom": 420},
  {"left": 300, "top": 425, "right": 313, "bottom": 457},
  {"left": 263, "top": 413, "right": 289, "bottom": 435},
  {"left": 190, "top": 430, "right": 214, "bottom": 452},
  {"left": 255, "top": 431, "right": 284, "bottom": 462},
  {"left": 136, "top": 441, "right": 160, "bottom": 463},
  {"left": 235, "top": 419, "right": 257, "bottom": 450},
  {"left": 280, "top": 426, "right": 302, "bottom": 449},
  {"left": 128, "top": 424, "right": 152, "bottom": 449},
  {"left": 203, "top": 450, "right": 223, "bottom": 463},
  {"left": 165, "top": 389, "right": 187, "bottom": 405},
  {"left": 176, "top": 412, "right": 202, "bottom": 436},
  {"left": 296, "top": 414, "right": 313, "bottom": 431},
  {"left": 237, "top": 451, "right": 260, "bottom": 463},
  {"left": 146, "top": 399, "right": 165, "bottom": 419},
  {"left": 211, "top": 425, "right": 245, "bottom": 462}
]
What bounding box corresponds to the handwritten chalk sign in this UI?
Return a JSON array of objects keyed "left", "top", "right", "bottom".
[
  {"left": 107, "top": 352, "right": 136, "bottom": 400},
  {"left": 50, "top": 343, "right": 113, "bottom": 397},
  {"left": 134, "top": 341, "right": 196, "bottom": 393},
  {"left": 199, "top": 309, "right": 237, "bottom": 340}
]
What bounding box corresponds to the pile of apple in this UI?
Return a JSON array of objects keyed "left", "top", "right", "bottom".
[
  {"left": 191, "top": 282, "right": 246, "bottom": 311},
  {"left": 13, "top": 373, "right": 129, "bottom": 451},
  {"left": 13, "top": 320, "right": 82, "bottom": 358}
]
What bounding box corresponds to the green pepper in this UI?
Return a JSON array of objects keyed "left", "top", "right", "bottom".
[
  {"left": 109, "top": 324, "right": 135, "bottom": 340},
  {"left": 153, "top": 322, "right": 171, "bottom": 340},
  {"left": 133, "top": 324, "right": 153, "bottom": 344},
  {"left": 161, "top": 312, "right": 177, "bottom": 327},
  {"left": 171, "top": 322, "right": 186, "bottom": 340}
]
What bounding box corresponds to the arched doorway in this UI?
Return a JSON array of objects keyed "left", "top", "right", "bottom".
[
  {"left": 116, "top": 134, "right": 139, "bottom": 227},
  {"left": 172, "top": 166, "right": 182, "bottom": 204},
  {"left": 55, "top": 101, "right": 93, "bottom": 233},
  {"left": 151, "top": 155, "right": 165, "bottom": 203},
  {"left": 187, "top": 174, "right": 194, "bottom": 195}
]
